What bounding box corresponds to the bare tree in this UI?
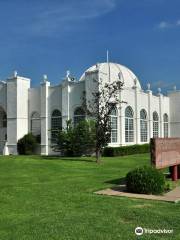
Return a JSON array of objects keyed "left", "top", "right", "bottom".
[{"left": 82, "top": 76, "right": 124, "bottom": 164}]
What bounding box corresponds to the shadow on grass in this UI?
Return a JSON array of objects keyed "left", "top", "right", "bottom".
[
  {"left": 105, "top": 177, "right": 127, "bottom": 192},
  {"left": 41, "top": 156, "right": 95, "bottom": 163},
  {"left": 105, "top": 177, "right": 126, "bottom": 185}
]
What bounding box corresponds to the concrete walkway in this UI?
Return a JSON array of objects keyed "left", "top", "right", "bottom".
[{"left": 95, "top": 185, "right": 180, "bottom": 203}]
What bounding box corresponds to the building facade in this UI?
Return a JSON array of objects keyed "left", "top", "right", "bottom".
[{"left": 0, "top": 62, "right": 179, "bottom": 155}]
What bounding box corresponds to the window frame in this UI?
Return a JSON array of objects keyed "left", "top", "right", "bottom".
[
  {"left": 125, "top": 106, "right": 134, "bottom": 143},
  {"left": 163, "top": 113, "right": 169, "bottom": 138},
  {"left": 51, "top": 109, "right": 62, "bottom": 143},
  {"left": 31, "top": 112, "right": 41, "bottom": 136},
  {"left": 109, "top": 106, "right": 118, "bottom": 143},
  {"left": 153, "top": 111, "right": 159, "bottom": 138},
  {"left": 140, "top": 109, "right": 148, "bottom": 142}
]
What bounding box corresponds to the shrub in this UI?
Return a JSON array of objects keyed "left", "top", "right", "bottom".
[
  {"left": 126, "top": 166, "right": 165, "bottom": 195},
  {"left": 103, "top": 144, "right": 149, "bottom": 157},
  {"left": 52, "top": 120, "right": 96, "bottom": 156},
  {"left": 73, "top": 120, "right": 96, "bottom": 156},
  {"left": 35, "top": 134, "right": 41, "bottom": 144},
  {"left": 17, "top": 133, "right": 39, "bottom": 155}
]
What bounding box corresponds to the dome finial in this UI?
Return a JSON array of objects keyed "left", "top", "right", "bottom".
[
  {"left": 173, "top": 85, "right": 177, "bottom": 91},
  {"left": 147, "top": 83, "right": 151, "bottom": 90},
  {"left": 43, "top": 74, "right": 48, "bottom": 82},
  {"left": 66, "top": 70, "right": 70, "bottom": 78},
  {"left": 13, "top": 70, "right": 18, "bottom": 78},
  {"left": 158, "top": 87, "right": 161, "bottom": 94}
]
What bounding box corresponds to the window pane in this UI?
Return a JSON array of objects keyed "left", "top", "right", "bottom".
[
  {"left": 163, "top": 114, "right": 168, "bottom": 138},
  {"left": 129, "top": 119, "right": 134, "bottom": 130},
  {"left": 51, "top": 110, "right": 62, "bottom": 143},
  {"left": 125, "top": 106, "right": 133, "bottom": 118},
  {"left": 164, "top": 122, "right": 168, "bottom": 138},
  {"left": 153, "top": 112, "right": 159, "bottom": 121},
  {"left": 153, "top": 121, "right": 159, "bottom": 138},
  {"left": 110, "top": 114, "right": 117, "bottom": 143},
  {"left": 140, "top": 119, "right": 147, "bottom": 142},
  {"left": 125, "top": 109, "right": 134, "bottom": 143},
  {"left": 140, "top": 109, "right": 147, "bottom": 120},
  {"left": 31, "top": 112, "right": 40, "bottom": 136}
]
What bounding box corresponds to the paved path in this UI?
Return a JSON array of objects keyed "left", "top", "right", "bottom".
[{"left": 95, "top": 185, "right": 180, "bottom": 203}]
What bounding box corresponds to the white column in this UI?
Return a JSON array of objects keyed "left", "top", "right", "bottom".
[
  {"left": 40, "top": 79, "right": 50, "bottom": 155},
  {"left": 158, "top": 89, "right": 163, "bottom": 137},
  {"left": 6, "top": 77, "right": 17, "bottom": 155},
  {"left": 62, "top": 80, "right": 70, "bottom": 128},
  {"left": 147, "top": 88, "right": 153, "bottom": 139},
  {"left": 119, "top": 89, "right": 123, "bottom": 145},
  {"left": 134, "top": 83, "right": 140, "bottom": 144},
  {"left": 6, "top": 73, "right": 30, "bottom": 155}
]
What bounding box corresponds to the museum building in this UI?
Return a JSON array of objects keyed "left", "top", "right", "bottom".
[{"left": 0, "top": 62, "right": 179, "bottom": 155}]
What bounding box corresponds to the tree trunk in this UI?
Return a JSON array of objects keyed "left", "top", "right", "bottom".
[{"left": 96, "top": 148, "right": 101, "bottom": 164}]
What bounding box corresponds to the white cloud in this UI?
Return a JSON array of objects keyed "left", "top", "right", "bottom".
[
  {"left": 158, "top": 21, "right": 171, "bottom": 29},
  {"left": 151, "top": 80, "right": 174, "bottom": 89},
  {"left": 176, "top": 20, "right": 180, "bottom": 26},
  {"left": 30, "top": 0, "right": 117, "bottom": 36},
  {"left": 157, "top": 19, "right": 180, "bottom": 29}
]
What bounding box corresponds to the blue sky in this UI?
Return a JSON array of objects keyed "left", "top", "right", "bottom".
[{"left": 0, "top": 0, "right": 180, "bottom": 92}]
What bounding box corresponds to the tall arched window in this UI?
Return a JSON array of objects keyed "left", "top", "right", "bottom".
[
  {"left": 0, "top": 107, "right": 7, "bottom": 128},
  {"left": 125, "top": 106, "right": 134, "bottom": 142},
  {"left": 110, "top": 106, "right": 118, "bottom": 143},
  {"left": 51, "top": 110, "right": 62, "bottom": 142},
  {"left": 31, "top": 112, "right": 41, "bottom": 136},
  {"left": 74, "top": 107, "right": 85, "bottom": 126},
  {"left": 140, "top": 109, "right": 148, "bottom": 142},
  {"left": 163, "top": 113, "right": 169, "bottom": 138},
  {"left": 153, "top": 111, "right": 159, "bottom": 138}
]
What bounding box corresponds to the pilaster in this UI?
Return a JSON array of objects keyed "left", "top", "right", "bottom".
[
  {"left": 62, "top": 78, "right": 70, "bottom": 128},
  {"left": 134, "top": 80, "right": 140, "bottom": 144},
  {"left": 158, "top": 89, "right": 163, "bottom": 137},
  {"left": 6, "top": 72, "right": 30, "bottom": 154},
  {"left": 40, "top": 78, "right": 50, "bottom": 155},
  {"left": 147, "top": 87, "right": 153, "bottom": 139}
]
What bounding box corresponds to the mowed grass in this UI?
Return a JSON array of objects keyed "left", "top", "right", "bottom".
[{"left": 0, "top": 154, "right": 179, "bottom": 240}]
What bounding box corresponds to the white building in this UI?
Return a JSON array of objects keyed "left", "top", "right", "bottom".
[{"left": 0, "top": 62, "right": 179, "bottom": 155}]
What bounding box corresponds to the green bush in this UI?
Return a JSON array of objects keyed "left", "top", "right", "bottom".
[
  {"left": 52, "top": 120, "right": 96, "bottom": 157},
  {"left": 17, "top": 133, "right": 39, "bottom": 155},
  {"left": 103, "top": 144, "right": 149, "bottom": 157},
  {"left": 126, "top": 166, "right": 165, "bottom": 195}
]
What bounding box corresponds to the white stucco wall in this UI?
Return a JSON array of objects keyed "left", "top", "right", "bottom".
[
  {"left": 168, "top": 91, "right": 180, "bottom": 137},
  {"left": 69, "top": 81, "right": 85, "bottom": 120},
  {"left": 28, "top": 87, "right": 41, "bottom": 125},
  {"left": 0, "top": 62, "right": 176, "bottom": 155},
  {"left": 6, "top": 76, "right": 30, "bottom": 154}
]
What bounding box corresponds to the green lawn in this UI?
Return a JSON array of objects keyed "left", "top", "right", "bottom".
[{"left": 0, "top": 154, "right": 179, "bottom": 240}]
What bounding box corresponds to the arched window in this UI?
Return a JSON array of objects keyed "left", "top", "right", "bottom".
[
  {"left": 0, "top": 107, "right": 7, "bottom": 128},
  {"left": 74, "top": 107, "right": 85, "bottom": 126},
  {"left": 163, "top": 113, "right": 169, "bottom": 138},
  {"left": 153, "top": 111, "right": 159, "bottom": 138},
  {"left": 51, "top": 110, "right": 62, "bottom": 142},
  {"left": 140, "top": 109, "right": 148, "bottom": 142},
  {"left": 125, "top": 106, "right": 134, "bottom": 142},
  {"left": 110, "top": 106, "right": 118, "bottom": 143},
  {"left": 31, "top": 112, "right": 41, "bottom": 136}
]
